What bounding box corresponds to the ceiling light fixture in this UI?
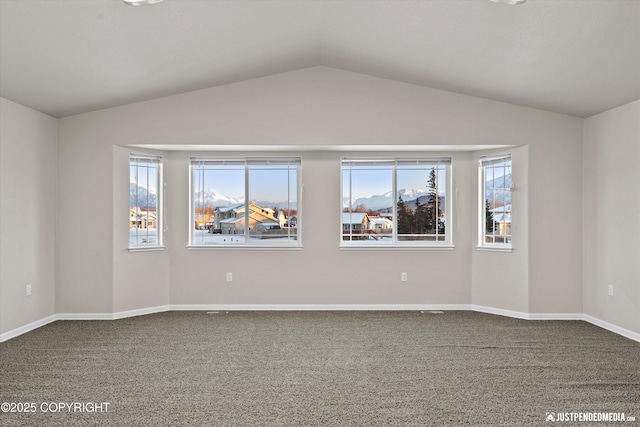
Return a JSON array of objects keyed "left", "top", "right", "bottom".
[
  {"left": 122, "top": 0, "right": 165, "bottom": 5},
  {"left": 489, "top": 0, "right": 527, "bottom": 4}
]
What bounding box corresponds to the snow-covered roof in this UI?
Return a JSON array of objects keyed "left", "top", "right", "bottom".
[
  {"left": 256, "top": 219, "right": 278, "bottom": 225},
  {"left": 369, "top": 217, "right": 392, "bottom": 225},
  {"left": 342, "top": 212, "right": 368, "bottom": 224},
  {"left": 219, "top": 217, "right": 243, "bottom": 224},
  {"left": 493, "top": 213, "right": 512, "bottom": 223},
  {"left": 489, "top": 204, "right": 511, "bottom": 214},
  {"left": 216, "top": 203, "right": 244, "bottom": 213}
]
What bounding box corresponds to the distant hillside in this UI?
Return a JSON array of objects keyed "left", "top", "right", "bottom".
[
  {"left": 344, "top": 188, "right": 428, "bottom": 211},
  {"left": 379, "top": 194, "right": 446, "bottom": 214},
  {"left": 130, "top": 183, "right": 157, "bottom": 209},
  {"left": 194, "top": 189, "right": 243, "bottom": 207},
  {"left": 485, "top": 173, "right": 512, "bottom": 206}
]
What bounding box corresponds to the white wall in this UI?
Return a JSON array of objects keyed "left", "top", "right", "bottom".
[
  {"left": 0, "top": 98, "right": 57, "bottom": 335},
  {"left": 56, "top": 108, "right": 115, "bottom": 313},
  {"left": 56, "top": 67, "right": 584, "bottom": 315},
  {"left": 471, "top": 146, "right": 529, "bottom": 314},
  {"left": 165, "top": 150, "right": 472, "bottom": 307},
  {"left": 113, "top": 146, "right": 171, "bottom": 313},
  {"left": 584, "top": 99, "right": 640, "bottom": 335}
]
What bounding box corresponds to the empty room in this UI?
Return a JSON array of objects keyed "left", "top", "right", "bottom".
[{"left": 1, "top": 0, "right": 639, "bottom": 425}]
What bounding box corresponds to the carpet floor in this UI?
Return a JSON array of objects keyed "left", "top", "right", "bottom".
[{"left": 1, "top": 311, "right": 639, "bottom": 426}]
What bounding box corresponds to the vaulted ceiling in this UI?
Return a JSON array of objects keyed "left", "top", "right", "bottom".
[{"left": 1, "top": 0, "right": 638, "bottom": 118}]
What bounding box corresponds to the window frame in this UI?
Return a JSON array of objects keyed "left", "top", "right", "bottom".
[
  {"left": 340, "top": 157, "right": 453, "bottom": 249},
  {"left": 188, "top": 157, "right": 302, "bottom": 249},
  {"left": 478, "top": 154, "right": 513, "bottom": 251},
  {"left": 129, "top": 153, "right": 164, "bottom": 251}
]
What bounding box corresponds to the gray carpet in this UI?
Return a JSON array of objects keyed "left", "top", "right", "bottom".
[{"left": 1, "top": 311, "right": 639, "bottom": 426}]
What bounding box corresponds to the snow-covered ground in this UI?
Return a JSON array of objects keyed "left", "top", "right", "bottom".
[
  {"left": 191, "top": 231, "right": 296, "bottom": 244},
  {"left": 130, "top": 229, "right": 158, "bottom": 245},
  {"left": 130, "top": 229, "right": 296, "bottom": 245},
  {"left": 342, "top": 235, "right": 393, "bottom": 243},
  {"left": 191, "top": 232, "right": 246, "bottom": 244}
]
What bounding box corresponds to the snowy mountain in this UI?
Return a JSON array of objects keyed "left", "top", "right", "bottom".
[
  {"left": 130, "top": 183, "right": 156, "bottom": 209},
  {"left": 194, "top": 189, "right": 244, "bottom": 207},
  {"left": 254, "top": 200, "right": 298, "bottom": 210},
  {"left": 397, "top": 188, "right": 428, "bottom": 200},
  {"left": 193, "top": 190, "right": 295, "bottom": 210},
  {"left": 377, "top": 194, "right": 446, "bottom": 214},
  {"left": 345, "top": 188, "right": 428, "bottom": 211},
  {"left": 403, "top": 195, "right": 446, "bottom": 213},
  {"left": 485, "top": 173, "right": 512, "bottom": 206}
]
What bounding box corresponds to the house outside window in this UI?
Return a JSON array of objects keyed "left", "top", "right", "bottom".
[
  {"left": 479, "top": 154, "right": 512, "bottom": 249},
  {"left": 341, "top": 158, "right": 451, "bottom": 247},
  {"left": 190, "top": 158, "right": 301, "bottom": 247},
  {"left": 130, "top": 154, "right": 162, "bottom": 249}
]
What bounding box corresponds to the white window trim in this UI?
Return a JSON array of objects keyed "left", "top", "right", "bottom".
[
  {"left": 187, "top": 157, "right": 302, "bottom": 249},
  {"left": 128, "top": 153, "right": 164, "bottom": 251},
  {"left": 340, "top": 157, "right": 453, "bottom": 249},
  {"left": 478, "top": 154, "right": 512, "bottom": 251},
  {"left": 475, "top": 245, "right": 514, "bottom": 253},
  {"left": 129, "top": 245, "right": 167, "bottom": 253}
]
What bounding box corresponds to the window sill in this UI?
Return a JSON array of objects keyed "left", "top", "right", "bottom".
[
  {"left": 476, "top": 245, "right": 513, "bottom": 253},
  {"left": 128, "top": 245, "right": 166, "bottom": 253},
  {"left": 187, "top": 245, "right": 303, "bottom": 251},
  {"left": 340, "top": 244, "right": 455, "bottom": 251}
]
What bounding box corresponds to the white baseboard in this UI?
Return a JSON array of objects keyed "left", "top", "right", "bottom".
[
  {"left": 57, "top": 305, "right": 172, "bottom": 321},
  {"left": 472, "top": 305, "right": 584, "bottom": 321},
  {"left": 56, "top": 313, "right": 113, "bottom": 320},
  {"left": 3, "top": 305, "right": 638, "bottom": 343},
  {"left": 528, "top": 312, "right": 584, "bottom": 320},
  {"left": 471, "top": 304, "right": 530, "bottom": 320},
  {"left": 112, "top": 305, "right": 172, "bottom": 320},
  {"left": 170, "top": 303, "right": 472, "bottom": 312},
  {"left": 583, "top": 314, "right": 640, "bottom": 343},
  {"left": 0, "top": 314, "right": 57, "bottom": 343}
]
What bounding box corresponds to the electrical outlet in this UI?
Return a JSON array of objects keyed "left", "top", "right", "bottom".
[
  {"left": 608, "top": 285, "right": 613, "bottom": 296},
  {"left": 401, "top": 272, "right": 408, "bottom": 282},
  {"left": 226, "top": 272, "right": 233, "bottom": 282},
  {"left": 26, "top": 284, "right": 32, "bottom": 296}
]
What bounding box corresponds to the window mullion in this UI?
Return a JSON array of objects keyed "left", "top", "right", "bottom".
[
  {"left": 287, "top": 165, "right": 292, "bottom": 240},
  {"left": 348, "top": 167, "right": 353, "bottom": 241},
  {"left": 482, "top": 166, "right": 487, "bottom": 243},
  {"left": 145, "top": 164, "right": 150, "bottom": 242},
  {"left": 133, "top": 165, "right": 138, "bottom": 243},
  {"left": 200, "top": 165, "right": 205, "bottom": 245},
  {"left": 244, "top": 162, "right": 250, "bottom": 243},
  {"left": 435, "top": 163, "right": 439, "bottom": 240},
  {"left": 491, "top": 167, "right": 496, "bottom": 243},
  {"left": 392, "top": 162, "right": 397, "bottom": 243},
  {"left": 191, "top": 165, "right": 195, "bottom": 245}
]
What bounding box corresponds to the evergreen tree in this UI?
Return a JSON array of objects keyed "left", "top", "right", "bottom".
[
  {"left": 414, "top": 196, "right": 427, "bottom": 234},
  {"left": 425, "top": 168, "right": 442, "bottom": 233},
  {"left": 396, "top": 194, "right": 413, "bottom": 234},
  {"left": 485, "top": 199, "right": 494, "bottom": 234}
]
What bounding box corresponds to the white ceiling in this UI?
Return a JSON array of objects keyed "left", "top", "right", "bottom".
[{"left": 1, "top": 0, "right": 639, "bottom": 119}]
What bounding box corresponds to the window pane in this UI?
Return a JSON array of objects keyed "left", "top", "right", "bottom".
[
  {"left": 397, "top": 164, "right": 446, "bottom": 242},
  {"left": 190, "top": 158, "right": 301, "bottom": 246},
  {"left": 248, "top": 164, "right": 298, "bottom": 242},
  {"left": 130, "top": 157, "right": 160, "bottom": 247},
  {"left": 483, "top": 157, "right": 512, "bottom": 245},
  {"left": 192, "top": 164, "right": 245, "bottom": 244},
  {"left": 341, "top": 158, "right": 450, "bottom": 247},
  {"left": 342, "top": 165, "right": 393, "bottom": 243}
]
